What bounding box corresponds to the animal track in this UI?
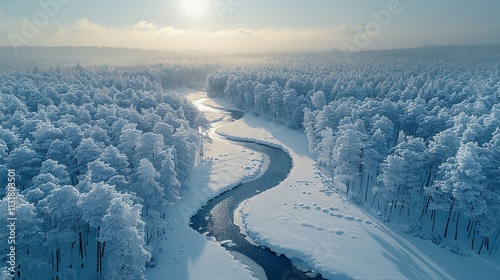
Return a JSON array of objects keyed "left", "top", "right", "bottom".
[
  {"left": 290, "top": 202, "right": 379, "bottom": 233},
  {"left": 343, "top": 215, "right": 355, "bottom": 221},
  {"left": 301, "top": 222, "right": 324, "bottom": 231},
  {"left": 328, "top": 228, "right": 345, "bottom": 235},
  {"left": 330, "top": 213, "right": 344, "bottom": 218}
]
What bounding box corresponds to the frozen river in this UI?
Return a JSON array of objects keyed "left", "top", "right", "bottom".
[{"left": 190, "top": 107, "right": 325, "bottom": 280}]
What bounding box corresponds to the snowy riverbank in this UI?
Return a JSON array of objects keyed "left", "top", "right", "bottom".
[
  {"left": 212, "top": 97, "right": 500, "bottom": 279},
  {"left": 148, "top": 88, "right": 500, "bottom": 279},
  {"left": 146, "top": 89, "right": 263, "bottom": 280}
]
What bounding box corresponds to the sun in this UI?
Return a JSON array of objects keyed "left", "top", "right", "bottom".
[{"left": 182, "top": 0, "right": 210, "bottom": 18}]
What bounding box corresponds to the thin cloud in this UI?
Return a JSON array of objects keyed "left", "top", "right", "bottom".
[
  {"left": 0, "top": 18, "right": 364, "bottom": 53},
  {"left": 1, "top": 18, "right": 499, "bottom": 53}
]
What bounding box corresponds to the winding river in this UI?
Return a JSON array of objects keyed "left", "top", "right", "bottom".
[{"left": 190, "top": 106, "right": 326, "bottom": 280}]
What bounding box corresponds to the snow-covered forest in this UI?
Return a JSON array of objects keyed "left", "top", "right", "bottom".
[
  {"left": 1, "top": 45, "right": 499, "bottom": 280},
  {"left": 0, "top": 62, "right": 212, "bottom": 279},
  {"left": 206, "top": 45, "right": 500, "bottom": 257}
]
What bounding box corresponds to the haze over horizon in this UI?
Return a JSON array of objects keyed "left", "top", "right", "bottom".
[{"left": 1, "top": 0, "right": 500, "bottom": 53}]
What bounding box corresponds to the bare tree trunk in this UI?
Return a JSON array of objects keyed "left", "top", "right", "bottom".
[
  {"left": 431, "top": 210, "right": 436, "bottom": 232},
  {"left": 471, "top": 229, "right": 477, "bottom": 250},
  {"left": 489, "top": 229, "right": 500, "bottom": 256},
  {"left": 370, "top": 192, "right": 378, "bottom": 208},
  {"left": 79, "top": 232, "right": 84, "bottom": 268},
  {"left": 454, "top": 212, "right": 460, "bottom": 240},
  {"left": 101, "top": 241, "right": 106, "bottom": 264},
  {"left": 358, "top": 168, "right": 364, "bottom": 196},
  {"left": 383, "top": 199, "right": 389, "bottom": 217},
  {"left": 406, "top": 193, "right": 411, "bottom": 221},
  {"left": 97, "top": 226, "right": 102, "bottom": 278},
  {"left": 364, "top": 174, "right": 370, "bottom": 202},
  {"left": 470, "top": 221, "right": 477, "bottom": 250},
  {"left": 96, "top": 241, "right": 100, "bottom": 274},
  {"left": 331, "top": 168, "right": 334, "bottom": 186},
  {"left": 443, "top": 200, "right": 454, "bottom": 238},
  {"left": 421, "top": 169, "right": 433, "bottom": 194},
  {"left": 478, "top": 237, "right": 488, "bottom": 255},
  {"left": 56, "top": 247, "right": 60, "bottom": 273},
  {"left": 419, "top": 196, "right": 427, "bottom": 222}
]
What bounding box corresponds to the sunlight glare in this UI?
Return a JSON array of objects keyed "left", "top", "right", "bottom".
[{"left": 182, "top": 0, "right": 210, "bottom": 18}]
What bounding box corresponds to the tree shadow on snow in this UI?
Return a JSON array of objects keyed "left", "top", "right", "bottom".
[{"left": 367, "top": 231, "right": 451, "bottom": 280}]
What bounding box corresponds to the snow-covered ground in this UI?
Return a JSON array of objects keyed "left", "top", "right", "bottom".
[
  {"left": 149, "top": 88, "right": 500, "bottom": 280},
  {"left": 146, "top": 89, "right": 263, "bottom": 280},
  {"left": 212, "top": 97, "right": 500, "bottom": 279}
]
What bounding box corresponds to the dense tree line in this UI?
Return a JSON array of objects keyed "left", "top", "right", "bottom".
[
  {"left": 0, "top": 63, "right": 208, "bottom": 279},
  {"left": 0, "top": 47, "right": 219, "bottom": 77},
  {"left": 206, "top": 45, "right": 500, "bottom": 256}
]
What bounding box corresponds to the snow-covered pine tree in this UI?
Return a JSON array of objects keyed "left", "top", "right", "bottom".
[{"left": 100, "top": 196, "right": 151, "bottom": 280}]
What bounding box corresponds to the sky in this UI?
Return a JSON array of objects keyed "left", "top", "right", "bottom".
[{"left": 1, "top": 0, "right": 500, "bottom": 53}]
